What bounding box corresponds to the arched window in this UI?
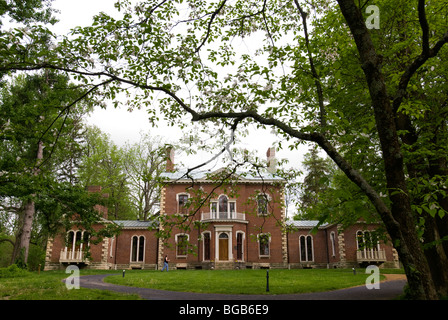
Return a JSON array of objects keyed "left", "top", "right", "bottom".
[
  {"left": 210, "top": 195, "right": 236, "bottom": 219},
  {"left": 218, "top": 195, "right": 228, "bottom": 219},
  {"left": 131, "top": 235, "right": 145, "bottom": 262},
  {"left": 330, "top": 232, "right": 336, "bottom": 257},
  {"left": 356, "top": 231, "right": 379, "bottom": 251},
  {"left": 64, "top": 230, "right": 90, "bottom": 260},
  {"left": 300, "top": 235, "right": 314, "bottom": 262}
]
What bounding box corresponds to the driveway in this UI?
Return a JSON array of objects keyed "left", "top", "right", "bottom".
[{"left": 75, "top": 273, "right": 407, "bottom": 300}]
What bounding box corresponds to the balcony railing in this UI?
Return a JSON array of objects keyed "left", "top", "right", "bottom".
[
  {"left": 201, "top": 212, "right": 246, "bottom": 221},
  {"left": 356, "top": 249, "right": 386, "bottom": 262},
  {"left": 59, "top": 249, "right": 90, "bottom": 264}
]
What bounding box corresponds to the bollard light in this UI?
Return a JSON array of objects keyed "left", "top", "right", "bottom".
[
  {"left": 266, "top": 270, "right": 270, "bottom": 292},
  {"left": 123, "top": 269, "right": 125, "bottom": 278}
]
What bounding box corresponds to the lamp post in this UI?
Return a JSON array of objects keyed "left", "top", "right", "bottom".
[{"left": 266, "top": 270, "right": 269, "bottom": 292}]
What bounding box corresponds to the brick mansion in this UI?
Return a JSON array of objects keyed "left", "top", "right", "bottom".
[{"left": 44, "top": 148, "right": 399, "bottom": 271}]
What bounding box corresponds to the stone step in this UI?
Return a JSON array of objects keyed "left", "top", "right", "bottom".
[{"left": 214, "top": 262, "right": 236, "bottom": 270}]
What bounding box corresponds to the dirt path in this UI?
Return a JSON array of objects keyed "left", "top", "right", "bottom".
[{"left": 383, "top": 274, "right": 407, "bottom": 282}]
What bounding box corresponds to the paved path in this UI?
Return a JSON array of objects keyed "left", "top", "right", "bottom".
[{"left": 75, "top": 273, "right": 407, "bottom": 300}]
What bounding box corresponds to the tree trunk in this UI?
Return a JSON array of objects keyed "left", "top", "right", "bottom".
[
  {"left": 422, "top": 215, "right": 448, "bottom": 297},
  {"left": 336, "top": 0, "right": 438, "bottom": 299},
  {"left": 12, "top": 141, "right": 44, "bottom": 266}
]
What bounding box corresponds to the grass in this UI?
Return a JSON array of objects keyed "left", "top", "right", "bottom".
[
  {"left": 0, "top": 265, "right": 141, "bottom": 300},
  {"left": 0, "top": 265, "right": 404, "bottom": 299},
  {"left": 105, "top": 268, "right": 401, "bottom": 295}
]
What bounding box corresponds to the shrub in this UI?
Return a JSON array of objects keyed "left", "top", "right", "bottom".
[{"left": 0, "top": 264, "right": 31, "bottom": 278}]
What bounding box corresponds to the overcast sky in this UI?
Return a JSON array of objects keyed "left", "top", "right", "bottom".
[{"left": 50, "top": 0, "right": 309, "bottom": 171}]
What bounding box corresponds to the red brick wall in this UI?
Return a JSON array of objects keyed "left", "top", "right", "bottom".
[
  {"left": 341, "top": 223, "right": 395, "bottom": 263},
  {"left": 161, "top": 182, "right": 285, "bottom": 265},
  {"left": 113, "top": 229, "right": 158, "bottom": 265},
  {"left": 287, "top": 224, "right": 340, "bottom": 266}
]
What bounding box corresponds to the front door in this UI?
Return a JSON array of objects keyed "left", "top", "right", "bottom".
[{"left": 219, "top": 233, "right": 229, "bottom": 261}]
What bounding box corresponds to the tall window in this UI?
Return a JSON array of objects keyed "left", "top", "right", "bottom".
[
  {"left": 357, "top": 231, "right": 379, "bottom": 251},
  {"left": 257, "top": 194, "right": 269, "bottom": 216},
  {"left": 300, "top": 235, "right": 313, "bottom": 262},
  {"left": 203, "top": 232, "right": 211, "bottom": 261},
  {"left": 131, "top": 236, "right": 145, "bottom": 262},
  {"left": 330, "top": 232, "right": 336, "bottom": 257},
  {"left": 65, "top": 230, "right": 89, "bottom": 253},
  {"left": 211, "top": 195, "right": 236, "bottom": 219},
  {"left": 236, "top": 232, "right": 244, "bottom": 261},
  {"left": 259, "top": 234, "right": 270, "bottom": 257},
  {"left": 218, "top": 195, "right": 228, "bottom": 218},
  {"left": 176, "top": 234, "right": 189, "bottom": 257},
  {"left": 178, "top": 194, "right": 189, "bottom": 215}
]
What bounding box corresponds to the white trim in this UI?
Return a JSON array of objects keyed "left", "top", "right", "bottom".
[
  {"left": 210, "top": 194, "right": 237, "bottom": 219},
  {"left": 214, "top": 225, "right": 233, "bottom": 261},
  {"left": 330, "top": 232, "right": 336, "bottom": 257},
  {"left": 356, "top": 230, "right": 380, "bottom": 254},
  {"left": 65, "top": 230, "right": 90, "bottom": 260},
  {"left": 110, "top": 237, "right": 115, "bottom": 258}
]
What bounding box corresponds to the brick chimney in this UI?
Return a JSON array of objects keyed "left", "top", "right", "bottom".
[
  {"left": 166, "top": 146, "right": 175, "bottom": 172},
  {"left": 266, "top": 147, "right": 277, "bottom": 173},
  {"left": 87, "top": 186, "right": 109, "bottom": 219}
]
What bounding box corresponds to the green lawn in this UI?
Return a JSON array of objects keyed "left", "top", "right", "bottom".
[
  {"left": 0, "top": 265, "right": 404, "bottom": 299},
  {"left": 0, "top": 266, "right": 141, "bottom": 300},
  {"left": 105, "top": 268, "right": 399, "bottom": 295}
]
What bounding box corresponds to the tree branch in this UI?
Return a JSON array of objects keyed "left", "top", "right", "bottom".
[
  {"left": 195, "top": 0, "right": 227, "bottom": 54},
  {"left": 293, "top": 0, "right": 326, "bottom": 128},
  {"left": 393, "top": 0, "right": 448, "bottom": 113}
]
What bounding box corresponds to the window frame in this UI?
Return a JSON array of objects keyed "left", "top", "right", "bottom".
[
  {"left": 258, "top": 233, "right": 271, "bottom": 258},
  {"left": 256, "top": 193, "right": 271, "bottom": 216},
  {"left": 330, "top": 232, "right": 336, "bottom": 257},
  {"left": 299, "top": 235, "right": 314, "bottom": 262},
  {"left": 130, "top": 235, "right": 145, "bottom": 263},
  {"left": 236, "top": 231, "right": 245, "bottom": 261},
  {"left": 176, "top": 193, "right": 190, "bottom": 215},
  {"left": 210, "top": 194, "right": 237, "bottom": 219},
  {"left": 356, "top": 230, "right": 380, "bottom": 252},
  {"left": 176, "top": 233, "right": 189, "bottom": 258},
  {"left": 202, "top": 231, "right": 211, "bottom": 261}
]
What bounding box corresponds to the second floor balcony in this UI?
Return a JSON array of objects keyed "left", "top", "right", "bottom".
[
  {"left": 356, "top": 249, "right": 386, "bottom": 263},
  {"left": 59, "top": 249, "right": 90, "bottom": 264},
  {"left": 201, "top": 211, "right": 247, "bottom": 222}
]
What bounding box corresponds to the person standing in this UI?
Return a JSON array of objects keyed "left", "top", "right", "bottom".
[{"left": 161, "top": 255, "right": 169, "bottom": 272}]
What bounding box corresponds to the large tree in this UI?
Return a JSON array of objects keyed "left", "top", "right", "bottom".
[
  {"left": 0, "top": 71, "right": 98, "bottom": 265},
  {"left": 123, "top": 133, "right": 167, "bottom": 221},
  {"left": 2, "top": 0, "right": 448, "bottom": 299}
]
